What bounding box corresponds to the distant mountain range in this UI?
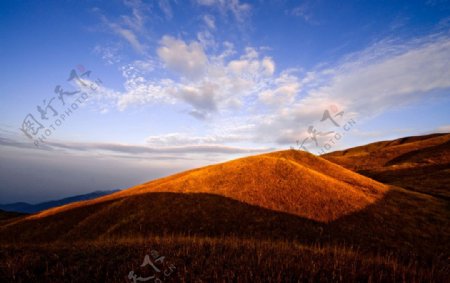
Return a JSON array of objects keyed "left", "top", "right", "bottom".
[{"left": 0, "top": 190, "right": 120, "bottom": 213}]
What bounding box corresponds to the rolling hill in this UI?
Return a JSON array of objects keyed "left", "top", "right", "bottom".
[
  {"left": 323, "top": 133, "right": 450, "bottom": 199},
  {"left": 30, "top": 150, "right": 389, "bottom": 223},
  {"left": 0, "top": 149, "right": 448, "bottom": 261}
]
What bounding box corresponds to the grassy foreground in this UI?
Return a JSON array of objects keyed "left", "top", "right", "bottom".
[{"left": 1, "top": 236, "right": 448, "bottom": 283}]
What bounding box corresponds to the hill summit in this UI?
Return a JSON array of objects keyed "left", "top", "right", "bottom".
[{"left": 24, "top": 150, "right": 388, "bottom": 224}]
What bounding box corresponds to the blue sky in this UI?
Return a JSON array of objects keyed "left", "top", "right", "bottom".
[{"left": 1, "top": 0, "right": 449, "bottom": 203}]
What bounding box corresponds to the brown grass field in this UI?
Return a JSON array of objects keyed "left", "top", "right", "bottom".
[
  {"left": 0, "top": 134, "right": 449, "bottom": 282},
  {"left": 323, "top": 133, "right": 450, "bottom": 199}
]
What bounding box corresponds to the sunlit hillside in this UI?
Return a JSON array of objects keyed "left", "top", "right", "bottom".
[{"left": 323, "top": 133, "right": 450, "bottom": 199}]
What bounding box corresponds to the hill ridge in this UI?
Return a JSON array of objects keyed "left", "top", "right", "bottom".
[{"left": 13, "top": 150, "right": 387, "bottom": 226}]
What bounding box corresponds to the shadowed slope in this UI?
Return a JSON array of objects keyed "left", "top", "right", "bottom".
[
  {"left": 1, "top": 189, "right": 448, "bottom": 259},
  {"left": 323, "top": 133, "right": 450, "bottom": 198},
  {"left": 29, "top": 150, "right": 387, "bottom": 223},
  {"left": 0, "top": 209, "right": 26, "bottom": 222},
  {"left": 0, "top": 193, "right": 321, "bottom": 243},
  {"left": 323, "top": 133, "right": 449, "bottom": 169}
]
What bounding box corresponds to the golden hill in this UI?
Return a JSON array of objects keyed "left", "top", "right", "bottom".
[
  {"left": 28, "top": 150, "right": 388, "bottom": 223},
  {"left": 0, "top": 148, "right": 448, "bottom": 261},
  {"left": 323, "top": 133, "right": 450, "bottom": 199}
]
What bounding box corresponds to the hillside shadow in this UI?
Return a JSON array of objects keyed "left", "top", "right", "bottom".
[
  {"left": 0, "top": 193, "right": 323, "bottom": 243},
  {"left": 383, "top": 139, "right": 450, "bottom": 166},
  {"left": 1, "top": 188, "right": 448, "bottom": 261},
  {"left": 358, "top": 163, "right": 450, "bottom": 200},
  {"left": 326, "top": 188, "right": 450, "bottom": 259}
]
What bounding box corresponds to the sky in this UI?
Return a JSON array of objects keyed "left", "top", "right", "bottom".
[{"left": 1, "top": 0, "right": 449, "bottom": 203}]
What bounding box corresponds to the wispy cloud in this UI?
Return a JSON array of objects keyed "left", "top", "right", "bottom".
[
  {"left": 0, "top": 126, "right": 273, "bottom": 157},
  {"left": 0, "top": 135, "right": 273, "bottom": 156},
  {"left": 109, "top": 23, "right": 147, "bottom": 54},
  {"left": 93, "top": 44, "right": 123, "bottom": 65},
  {"left": 258, "top": 33, "right": 450, "bottom": 145},
  {"left": 203, "top": 14, "right": 216, "bottom": 30},
  {"left": 196, "top": 0, "right": 251, "bottom": 22},
  {"left": 289, "top": 0, "right": 319, "bottom": 25},
  {"left": 96, "top": 0, "right": 151, "bottom": 54},
  {"left": 435, "top": 124, "right": 450, "bottom": 133},
  {"left": 158, "top": 0, "right": 173, "bottom": 20},
  {"left": 157, "top": 36, "right": 209, "bottom": 80},
  {"left": 90, "top": 12, "right": 450, "bottom": 149}
]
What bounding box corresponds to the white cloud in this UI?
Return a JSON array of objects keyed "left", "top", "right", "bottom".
[
  {"left": 178, "top": 83, "right": 218, "bottom": 113},
  {"left": 1, "top": 135, "right": 272, "bottom": 156},
  {"left": 122, "top": 0, "right": 148, "bottom": 31},
  {"left": 227, "top": 0, "right": 251, "bottom": 21},
  {"left": 97, "top": 0, "right": 150, "bottom": 54},
  {"left": 256, "top": 34, "right": 450, "bottom": 145},
  {"left": 90, "top": 31, "right": 450, "bottom": 150},
  {"left": 145, "top": 119, "right": 258, "bottom": 147},
  {"left": 203, "top": 14, "right": 216, "bottom": 29},
  {"left": 259, "top": 70, "right": 299, "bottom": 105},
  {"left": 262, "top": 57, "right": 275, "bottom": 76},
  {"left": 117, "top": 73, "right": 176, "bottom": 111},
  {"left": 197, "top": 0, "right": 251, "bottom": 22},
  {"left": 197, "top": 30, "right": 216, "bottom": 49},
  {"left": 157, "top": 36, "right": 209, "bottom": 80},
  {"left": 197, "top": 0, "right": 216, "bottom": 5},
  {"left": 314, "top": 35, "right": 450, "bottom": 114},
  {"left": 90, "top": 37, "right": 287, "bottom": 120},
  {"left": 93, "top": 44, "right": 122, "bottom": 65},
  {"left": 128, "top": 59, "right": 154, "bottom": 72},
  {"left": 158, "top": 0, "right": 173, "bottom": 20},
  {"left": 435, "top": 125, "right": 450, "bottom": 133},
  {"left": 290, "top": 0, "right": 318, "bottom": 25},
  {"left": 114, "top": 26, "right": 146, "bottom": 53},
  {"left": 146, "top": 37, "right": 281, "bottom": 118},
  {"left": 146, "top": 132, "right": 234, "bottom": 145}
]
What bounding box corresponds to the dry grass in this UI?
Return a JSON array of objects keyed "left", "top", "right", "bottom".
[
  {"left": 323, "top": 133, "right": 450, "bottom": 199},
  {"left": 26, "top": 150, "right": 387, "bottom": 223},
  {"left": 323, "top": 133, "right": 450, "bottom": 169},
  {"left": 1, "top": 236, "right": 448, "bottom": 283}
]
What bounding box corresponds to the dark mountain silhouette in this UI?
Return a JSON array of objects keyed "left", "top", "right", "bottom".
[{"left": 0, "top": 190, "right": 119, "bottom": 213}]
